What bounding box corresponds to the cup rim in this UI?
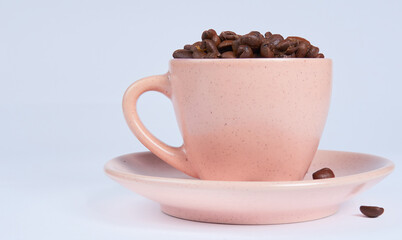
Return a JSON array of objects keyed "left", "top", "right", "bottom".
[{"left": 170, "top": 58, "right": 332, "bottom": 63}]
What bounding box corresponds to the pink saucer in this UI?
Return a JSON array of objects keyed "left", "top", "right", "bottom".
[{"left": 104, "top": 150, "right": 394, "bottom": 225}]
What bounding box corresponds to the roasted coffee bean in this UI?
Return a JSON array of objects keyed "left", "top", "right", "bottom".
[
  {"left": 276, "top": 39, "right": 297, "bottom": 52},
  {"left": 221, "top": 51, "right": 235, "bottom": 58},
  {"left": 204, "top": 52, "right": 220, "bottom": 58},
  {"left": 285, "top": 45, "right": 298, "bottom": 55},
  {"left": 218, "top": 40, "right": 233, "bottom": 52},
  {"left": 265, "top": 32, "right": 272, "bottom": 38},
  {"left": 306, "top": 46, "right": 319, "bottom": 58},
  {"left": 275, "top": 53, "right": 296, "bottom": 58},
  {"left": 276, "top": 40, "right": 290, "bottom": 51},
  {"left": 284, "top": 53, "right": 296, "bottom": 58},
  {"left": 287, "top": 36, "right": 311, "bottom": 45},
  {"left": 192, "top": 48, "right": 207, "bottom": 58},
  {"left": 317, "top": 53, "right": 325, "bottom": 58},
  {"left": 272, "top": 47, "right": 282, "bottom": 56},
  {"left": 211, "top": 34, "right": 221, "bottom": 46},
  {"left": 204, "top": 39, "right": 219, "bottom": 54},
  {"left": 232, "top": 39, "right": 241, "bottom": 56},
  {"left": 249, "top": 31, "right": 265, "bottom": 41},
  {"left": 296, "top": 42, "right": 309, "bottom": 57},
  {"left": 190, "top": 44, "right": 203, "bottom": 54},
  {"left": 192, "top": 41, "right": 205, "bottom": 51},
  {"left": 202, "top": 29, "right": 217, "bottom": 40},
  {"left": 260, "top": 43, "right": 274, "bottom": 58},
  {"left": 237, "top": 45, "right": 254, "bottom": 58},
  {"left": 201, "top": 29, "right": 221, "bottom": 46},
  {"left": 220, "top": 31, "right": 239, "bottom": 40},
  {"left": 360, "top": 206, "right": 384, "bottom": 218},
  {"left": 312, "top": 168, "right": 335, "bottom": 179},
  {"left": 240, "top": 33, "right": 262, "bottom": 51},
  {"left": 184, "top": 44, "right": 192, "bottom": 50},
  {"left": 267, "top": 34, "right": 284, "bottom": 47},
  {"left": 173, "top": 49, "right": 193, "bottom": 58}
]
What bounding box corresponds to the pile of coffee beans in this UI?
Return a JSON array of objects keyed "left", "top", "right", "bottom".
[{"left": 173, "top": 29, "right": 324, "bottom": 59}]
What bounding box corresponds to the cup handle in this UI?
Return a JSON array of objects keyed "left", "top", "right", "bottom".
[{"left": 123, "top": 74, "right": 196, "bottom": 177}]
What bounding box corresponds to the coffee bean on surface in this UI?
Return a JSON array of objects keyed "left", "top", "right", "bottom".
[
  {"left": 312, "top": 168, "right": 335, "bottom": 179},
  {"left": 360, "top": 206, "right": 384, "bottom": 218},
  {"left": 173, "top": 29, "right": 325, "bottom": 59}
]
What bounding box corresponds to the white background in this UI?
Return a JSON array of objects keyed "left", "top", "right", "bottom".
[{"left": 1, "top": 0, "right": 401, "bottom": 239}]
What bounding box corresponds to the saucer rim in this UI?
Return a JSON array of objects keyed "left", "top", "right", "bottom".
[{"left": 104, "top": 150, "right": 395, "bottom": 189}]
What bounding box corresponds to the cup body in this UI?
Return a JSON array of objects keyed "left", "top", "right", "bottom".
[{"left": 168, "top": 59, "right": 332, "bottom": 181}]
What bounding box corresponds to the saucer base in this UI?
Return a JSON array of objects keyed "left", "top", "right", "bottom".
[
  {"left": 161, "top": 204, "right": 338, "bottom": 224},
  {"left": 105, "top": 150, "right": 394, "bottom": 225}
]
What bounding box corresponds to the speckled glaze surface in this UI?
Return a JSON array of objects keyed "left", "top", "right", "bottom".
[
  {"left": 104, "top": 150, "right": 394, "bottom": 225},
  {"left": 123, "top": 59, "right": 332, "bottom": 181}
]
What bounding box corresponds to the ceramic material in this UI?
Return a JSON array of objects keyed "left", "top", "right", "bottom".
[
  {"left": 105, "top": 150, "right": 394, "bottom": 225},
  {"left": 123, "top": 59, "right": 332, "bottom": 181}
]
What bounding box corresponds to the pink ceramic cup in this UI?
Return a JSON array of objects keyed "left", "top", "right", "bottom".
[{"left": 123, "top": 59, "right": 332, "bottom": 181}]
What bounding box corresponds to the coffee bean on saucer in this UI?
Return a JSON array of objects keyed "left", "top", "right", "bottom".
[
  {"left": 360, "top": 206, "right": 384, "bottom": 218},
  {"left": 312, "top": 167, "right": 335, "bottom": 179}
]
